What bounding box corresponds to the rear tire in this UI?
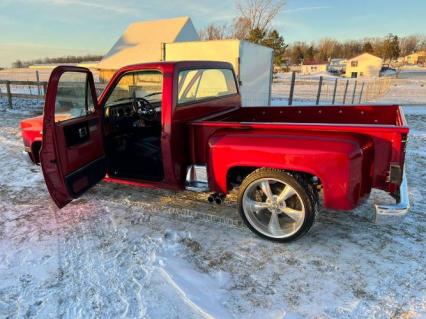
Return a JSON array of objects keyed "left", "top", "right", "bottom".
[{"left": 237, "top": 168, "right": 317, "bottom": 242}]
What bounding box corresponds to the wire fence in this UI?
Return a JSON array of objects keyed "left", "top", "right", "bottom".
[
  {"left": 270, "top": 72, "right": 393, "bottom": 106},
  {"left": 0, "top": 68, "right": 396, "bottom": 109}
]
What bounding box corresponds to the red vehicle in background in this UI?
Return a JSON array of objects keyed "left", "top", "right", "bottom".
[{"left": 20, "top": 61, "right": 410, "bottom": 241}]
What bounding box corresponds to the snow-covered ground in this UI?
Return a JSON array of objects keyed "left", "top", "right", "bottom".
[
  {"left": 375, "top": 79, "right": 426, "bottom": 105},
  {"left": 0, "top": 93, "right": 425, "bottom": 317}
]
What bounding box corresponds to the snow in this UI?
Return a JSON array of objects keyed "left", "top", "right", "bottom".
[
  {"left": 375, "top": 79, "right": 426, "bottom": 105},
  {"left": 0, "top": 85, "right": 425, "bottom": 318}
]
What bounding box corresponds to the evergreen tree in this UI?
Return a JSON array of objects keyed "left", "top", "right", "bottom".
[
  {"left": 246, "top": 28, "right": 287, "bottom": 66},
  {"left": 263, "top": 30, "right": 288, "bottom": 65},
  {"left": 363, "top": 42, "right": 374, "bottom": 53},
  {"left": 305, "top": 46, "right": 315, "bottom": 61},
  {"left": 247, "top": 27, "right": 266, "bottom": 44},
  {"left": 12, "top": 60, "right": 24, "bottom": 68},
  {"left": 383, "top": 34, "right": 400, "bottom": 61}
]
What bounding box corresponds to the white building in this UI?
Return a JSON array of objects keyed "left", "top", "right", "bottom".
[
  {"left": 300, "top": 62, "right": 328, "bottom": 74},
  {"left": 345, "top": 53, "right": 383, "bottom": 78},
  {"left": 97, "top": 17, "right": 199, "bottom": 71}
]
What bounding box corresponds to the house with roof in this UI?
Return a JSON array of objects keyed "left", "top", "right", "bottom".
[
  {"left": 345, "top": 53, "right": 383, "bottom": 78},
  {"left": 403, "top": 51, "right": 426, "bottom": 65},
  {"left": 300, "top": 61, "right": 328, "bottom": 74}
]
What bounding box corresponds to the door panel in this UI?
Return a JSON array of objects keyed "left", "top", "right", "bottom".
[
  {"left": 64, "top": 156, "right": 107, "bottom": 197},
  {"left": 40, "top": 66, "right": 106, "bottom": 208}
]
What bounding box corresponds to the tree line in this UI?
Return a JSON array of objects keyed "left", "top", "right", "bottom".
[
  {"left": 286, "top": 34, "right": 426, "bottom": 65},
  {"left": 198, "top": 1, "right": 426, "bottom": 66},
  {"left": 12, "top": 54, "right": 103, "bottom": 68},
  {"left": 10, "top": 0, "right": 426, "bottom": 68}
]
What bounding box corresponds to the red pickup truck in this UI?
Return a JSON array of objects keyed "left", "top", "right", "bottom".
[{"left": 20, "top": 61, "right": 410, "bottom": 241}]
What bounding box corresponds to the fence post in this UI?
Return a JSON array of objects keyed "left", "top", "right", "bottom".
[
  {"left": 342, "top": 80, "right": 349, "bottom": 104},
  {"left": 6, "top": 81, "right": 12, "bottom": 109},
  {"left": 358, "top": 82, "right": 365, "bottom": 104},
  {"left": 36, "top": 70, "right": 41, "bottom": 95},
  {"left": 332, "top": 78, "right": 338, "bottom": 105},
  {"left": 316, "top": 76, "right": 323, "bottom": 105},
  {"left": 351, "top": 80, "right": 358, "bottom": 104},
  {"left": 288, "top": 71, "right": 296, "bottom": 106}
]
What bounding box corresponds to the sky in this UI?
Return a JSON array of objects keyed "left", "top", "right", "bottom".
[{"left": 0, "top": 0, "right": 425, "bottom": 67}]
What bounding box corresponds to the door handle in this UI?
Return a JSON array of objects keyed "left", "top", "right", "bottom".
[{"left": 78, "top": 127, "right": 88, "bottom": 138}]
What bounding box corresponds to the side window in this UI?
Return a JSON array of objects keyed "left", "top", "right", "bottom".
[
  {"left": 177, "top": 68, "right": 237, "bottom": 105},
  {"left": 105, "top": 71, "right": 163, "bottom": 107},
  {"left": 55, "top": 72, "right": 95, "bottom": 122}
]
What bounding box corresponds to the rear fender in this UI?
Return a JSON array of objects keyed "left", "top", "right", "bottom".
[{"left": 207, "top": 131, "right": 374, "bottom": 210}]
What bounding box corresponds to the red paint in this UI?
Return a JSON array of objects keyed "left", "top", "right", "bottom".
[{"left": 21, "top": 62, "right": 409, "bottom": 212}]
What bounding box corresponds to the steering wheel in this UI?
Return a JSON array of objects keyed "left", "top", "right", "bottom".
[{"left": 133, "top": 97, "right": 157, "bottom": 121}]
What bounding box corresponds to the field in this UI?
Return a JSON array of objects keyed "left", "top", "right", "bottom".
[{"left": 0, "top": 83, "right": 425, "bottom": 318}]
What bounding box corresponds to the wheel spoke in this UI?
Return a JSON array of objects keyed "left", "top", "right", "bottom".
[
  {"left": 244, "top": 198, "right": 270, "bottom": 213},
  {"left": 242, "top": 175, "right": 308, "bottom": 239},
  {"left": 267, "top": 213, "right": 281, "bottom": 235},
  {"left": 281, "top": 207, "right": 303, "bottom": 222},
  {"left": 277, "top": 185, "right": 296, "bottom": 203},
  {"left": 260, "top": 181, "right": 273, "bottom": 200}
]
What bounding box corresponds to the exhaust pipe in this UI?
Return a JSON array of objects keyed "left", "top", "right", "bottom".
[
  {"left": 208, "top": 194, "right": 215, "bottom": 203},
  {"left": 215, "top": 197, "right": 223, "bottom": 205},
  {"left": 208, "top": 193, "right": 226, "bottom": 205},
  {"left": 215, "top": 193, "right": 226, "bottom": 205}
]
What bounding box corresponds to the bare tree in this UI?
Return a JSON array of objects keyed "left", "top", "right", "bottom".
[
  {"left": 232, "top": 17, "right": 252, "bottom": 40},
  {"left": 199, "top": 23, "right": 229, "bottom": 40},
  {"left": 418, "top": 36, "right": 426, "bottom": 51},
  {"left": 400, "top": 35, "right": 420, "bottom": 56},
  {"left": 236, "top": 0, "right": 285, "bottom": 32},
  {"left": 316, "top": 38, "right": 339, "bottom": 61}
]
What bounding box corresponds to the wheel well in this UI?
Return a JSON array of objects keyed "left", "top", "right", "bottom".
[
  {"left": 227, "top": 166, "right": 321, "bottom": 190},
  {"left": 31, "top": 141, "right": 42, "bottom": 164}
]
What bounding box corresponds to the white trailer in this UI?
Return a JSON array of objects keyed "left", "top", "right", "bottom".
[{"left": 164, "top": 40, "right": 273, "bottom": 106}]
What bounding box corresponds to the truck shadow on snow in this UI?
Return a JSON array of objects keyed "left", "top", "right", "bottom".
[{"left": 74, "top": 179, "right": 418, "bottom": 247}]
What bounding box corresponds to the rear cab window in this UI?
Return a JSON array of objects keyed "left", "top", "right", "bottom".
[{"left": 177, "top": 68, "right": 238, "bottom": 106}]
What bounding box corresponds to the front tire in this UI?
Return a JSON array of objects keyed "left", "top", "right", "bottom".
[{"left": 238, "top": 168, "right": 316, "bottom": 242}]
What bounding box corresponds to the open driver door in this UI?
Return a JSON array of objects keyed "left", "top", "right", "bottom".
[{"left": 40, "top": 66, "right": 106, "bottom": 208}]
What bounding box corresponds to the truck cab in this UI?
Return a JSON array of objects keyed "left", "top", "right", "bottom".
[
  {"left": 38, "top": 61, "right": 240, "bottom": 206},
  {"left": 22, "top": 61, "right": 410, "bottom": 242}
]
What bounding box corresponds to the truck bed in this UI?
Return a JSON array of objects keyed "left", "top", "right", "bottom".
[
  {"left": 189, "top": 105, "right": 409, "bottom": 193},
  {"left": 204, "top": 105, "right": 407, "bottom": 126}
]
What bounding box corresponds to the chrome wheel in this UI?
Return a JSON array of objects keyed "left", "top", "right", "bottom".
[{"left": 242, "top": 178, "right": 306, "bottom": 239}]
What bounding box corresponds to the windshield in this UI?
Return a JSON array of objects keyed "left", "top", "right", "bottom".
[{"left": 105, "top": 71, "right": 163, "bottom": 107}]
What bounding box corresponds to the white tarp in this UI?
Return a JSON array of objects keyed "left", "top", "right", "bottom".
[
  {"left": 97, "top": 17, "right": 199, "bottom": 70},
  {"left": 165, "top": 40, "right": 273, "bottom": 106}
]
